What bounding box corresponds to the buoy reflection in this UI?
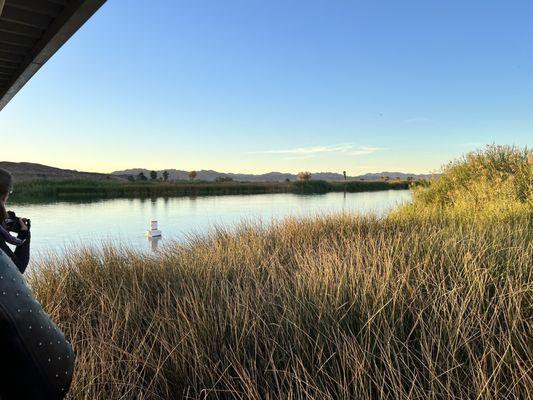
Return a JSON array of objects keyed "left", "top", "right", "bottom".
[{"left": 147, "top": 236, "right": 161, "bottom": 252}]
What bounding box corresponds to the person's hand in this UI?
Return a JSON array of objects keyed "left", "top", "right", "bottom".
[{"left": 18, "top": 218, "right": 29, "bottom": 232}]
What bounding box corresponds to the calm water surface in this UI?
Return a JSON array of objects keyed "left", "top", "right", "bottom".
[{"left": 10, "top": 190, "right": 411, "bottom": 257}]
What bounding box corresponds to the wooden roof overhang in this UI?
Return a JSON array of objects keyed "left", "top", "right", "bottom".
[{"left": 0, "top": 0, "right": 106, "bottom": 111}]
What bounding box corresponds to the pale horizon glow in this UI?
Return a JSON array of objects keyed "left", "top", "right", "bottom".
[{"left": 0, "top": 1, "right": 531, "bottom": 175}]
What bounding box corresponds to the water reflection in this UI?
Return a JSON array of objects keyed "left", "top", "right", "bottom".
[{"left": 11, "top": 190, "right": 412, "bottom": 256}]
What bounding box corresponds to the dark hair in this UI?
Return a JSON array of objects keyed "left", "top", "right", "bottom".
[{"left": 0, "top": 168, "right": 13, "bottom": 221}]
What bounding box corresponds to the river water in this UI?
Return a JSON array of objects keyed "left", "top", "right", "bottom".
[{"left": 9, "top": 190, "right": 412, "bottom": 257}]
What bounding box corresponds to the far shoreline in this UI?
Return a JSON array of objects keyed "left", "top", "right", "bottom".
[{"left": 10, "top": 179, "right": 414, "bottom": 203}]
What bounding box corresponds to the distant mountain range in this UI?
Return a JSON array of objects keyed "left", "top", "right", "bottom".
[
  {"left": 0, "top": 161, "right": 434, "bottom": 182},
  {"left": 112, "top": 168, "right": 434, "bottom": 182}
]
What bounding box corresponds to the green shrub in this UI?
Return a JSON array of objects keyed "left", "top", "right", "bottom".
[
  {"left": 292, "top": 179, "right": 332, "bottom": 193},
  {"left": 401, "top": 145, "right": 532, "bottom": 217}
]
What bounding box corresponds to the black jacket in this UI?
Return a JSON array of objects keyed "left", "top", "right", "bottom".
[{"left": 0, "top": 230, "right": 30, "bottom": 274}]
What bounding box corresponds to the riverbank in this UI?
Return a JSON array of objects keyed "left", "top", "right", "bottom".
[
  {"left": 25, "top": 146, "right": 532, "bottom": 399},
  {"left": 11, "top": 179, "right": 410, "bottom": 201}
]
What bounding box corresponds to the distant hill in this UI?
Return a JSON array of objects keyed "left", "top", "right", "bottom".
[
  {"left": 112, "top": 168, "right": 433, "bottom": 182},
  {"left": 356, "top": 172, "right": 434, "bottom": 181},
  {"left": 0, "top": 162, "right": 120, "bottom": 182}
]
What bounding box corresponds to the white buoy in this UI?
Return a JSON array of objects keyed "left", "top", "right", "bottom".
[{"left": 146, "top": 220, "right": 162, "bottom": 238}]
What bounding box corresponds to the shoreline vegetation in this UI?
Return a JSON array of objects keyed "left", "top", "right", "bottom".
[
  {"left": 11, "top": 179, "right": 411, "bottom": 202},
  {"left": 28, "top": 145, "right": 532, "bottom": 399}
]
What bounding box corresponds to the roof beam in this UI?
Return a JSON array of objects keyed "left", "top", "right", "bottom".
[
  {"left": 6, "top": 0, "right": 63, "bottom": 18},
  {"left": 0, "top": 6, "right": 52, "bottom": 29},
  {"left": 0, "top": 19, "right": 44, "bottom": 38}
]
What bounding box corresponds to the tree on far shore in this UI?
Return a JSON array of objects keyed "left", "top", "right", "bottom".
[
  {"left": 297, "top": 171, "right": 312, "bottom": 181},
  {"left": 137, "top": 172, "right": 147, "bottom": 181},
  {"left": 162, "top": 171, "right": 169, "bottom": 182},
  {"left": 188, "top": 170, "right": 197, "bottom": 181},
  {"left": 150, "top": 171, "right": 157, "bottom": 181}
]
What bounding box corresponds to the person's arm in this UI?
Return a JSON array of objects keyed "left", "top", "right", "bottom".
[
  {"left": 0, "top": 239, "right": 19, "bottom": 269},
  {"left": 13, "top": 230, "right": 30, "bottom": 274},
  {"left": 0, "top": 235, "right": 30, "bottom": 274},
  {"left": 0, "top": 230, "right": 30, "bottom": 274}
]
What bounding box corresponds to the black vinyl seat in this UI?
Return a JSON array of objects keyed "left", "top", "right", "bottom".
[{"left": 0, "top": 251, "right": 74, "bottom": 399}]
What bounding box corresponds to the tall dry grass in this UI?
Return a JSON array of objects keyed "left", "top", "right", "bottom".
[
  {"left": 26, "top": 145, "right": 532, "bottom": 399},
  {"left": 29, "top": 213, "right": 532, "bottom": 399}
]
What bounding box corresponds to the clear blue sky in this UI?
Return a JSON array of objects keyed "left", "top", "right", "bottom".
[{"left": 1, "top": 0, "right": 532, "bottom": 174}]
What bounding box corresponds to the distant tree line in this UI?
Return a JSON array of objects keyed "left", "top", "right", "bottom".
[
  {"left": 125, "top": 169, "right": 417, "bottom": 184},
  {"left": 127, "top": 170, "right": 198, "bottom": 182}
]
